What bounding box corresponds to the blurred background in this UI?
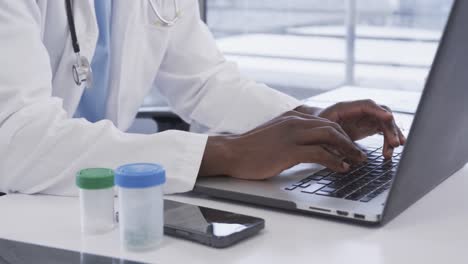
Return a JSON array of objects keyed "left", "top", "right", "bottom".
[
  {"left": 136, "top": 0, "right": 454, "bottom": 132},
  {"left": 204, "top": 0, "right": 453, "bottom": 98}
]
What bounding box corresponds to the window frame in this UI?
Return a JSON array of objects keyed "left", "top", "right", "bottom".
[{"left": 202, "top": 0, "right": 358, "bottom": 87}]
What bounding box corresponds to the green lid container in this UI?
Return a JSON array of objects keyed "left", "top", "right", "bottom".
[{"left": 76, "top": 168, "right": 115, "bottom": 190}]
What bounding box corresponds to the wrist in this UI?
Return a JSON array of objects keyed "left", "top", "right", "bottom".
[
  {"left": 199, "top": 135, "right": 236, "bottom": 177},
  {"left": 294, "top": 105, "right": 322, "bottom": 117}
]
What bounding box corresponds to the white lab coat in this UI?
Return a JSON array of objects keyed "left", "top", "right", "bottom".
[{"left": 0, "top": 0, "right": 301, "bottom": 195}]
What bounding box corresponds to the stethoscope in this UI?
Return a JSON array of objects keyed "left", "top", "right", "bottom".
[{"left": 65, "top": 0, "right": 180, "bottom": 86}]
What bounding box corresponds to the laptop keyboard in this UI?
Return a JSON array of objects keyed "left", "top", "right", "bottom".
[{"left": 284, "top": 146, "right": 402, "bottom": 202}]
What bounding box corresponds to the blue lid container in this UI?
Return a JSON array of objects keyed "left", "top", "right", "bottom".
[{"left": 115, "top": 163, "right": 166, "bottom": 188}]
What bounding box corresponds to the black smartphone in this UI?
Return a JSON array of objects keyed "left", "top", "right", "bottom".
[{"left": 164, "top": 199, "right": 265, "bottom": 248}]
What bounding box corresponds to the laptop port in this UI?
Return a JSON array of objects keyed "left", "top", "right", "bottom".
[
  {"left": 308, "top": 206, "right": 331, "bottom": 213},
  {"left": 354, "top": 213, "right": 365, "bottom": 220},
  {"left": 336, "top": 210, "right": 349, "bottom": 216}
]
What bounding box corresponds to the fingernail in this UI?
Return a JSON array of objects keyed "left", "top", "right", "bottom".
[
  {"left": 361, "top": 151, "right": 367, "bottom": 160},
  {"left": 387, "top": 147, "right": 394, "bottom": 157},
  {"left": 342, "top": 162, "right": 350, "bottom": 170}
]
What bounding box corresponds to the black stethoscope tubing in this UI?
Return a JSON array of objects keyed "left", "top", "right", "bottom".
[
  {"left": 65, "top": 0, "right": 93, "bottom": 86},
  {"left": 65, "top": 0, "right": 80, "bottom": 54}
]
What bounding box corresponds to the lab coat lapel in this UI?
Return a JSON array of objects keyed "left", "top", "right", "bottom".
[
  {"left": 52, "top": 0, "right": 98, "bottom": 116},
  {"left": 74, "top": 0, "right": 98, "bottom": 60},
  {"left": 107, "top": 0, "right": 170, "bottom": 130}
]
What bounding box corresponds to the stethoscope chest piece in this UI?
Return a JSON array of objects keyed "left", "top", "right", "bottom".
[
  {"left": 66, "top": 0, "right": 92, "bottom": 88},
  {"left": 72, "top": 55, "right": 93, "bottom": 87}
]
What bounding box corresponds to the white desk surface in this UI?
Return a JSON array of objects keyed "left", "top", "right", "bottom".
[
  {"left": 304, "top": 86, "right": 422, "bottom": 115},
  {"left": 1, "top": 88, "right": 467, "bottom": 263}
]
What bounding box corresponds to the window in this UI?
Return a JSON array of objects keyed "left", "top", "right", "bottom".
[{"left": 205, "top": 0, "right": 454, "bottom": 99}]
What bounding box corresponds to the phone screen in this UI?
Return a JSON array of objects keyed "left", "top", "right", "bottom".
[{"left": 164, "top": 199, "right": 264, "bottom": 245}]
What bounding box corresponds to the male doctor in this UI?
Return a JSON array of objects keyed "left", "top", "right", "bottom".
[{"left": 0, "top": 1, "right": 405, "bottom": 195}]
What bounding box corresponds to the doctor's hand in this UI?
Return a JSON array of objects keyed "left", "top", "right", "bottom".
[
  {"left": 199, "top": 112, "right": 367, "bottom": 180},
  {"left": 296, "top": 100, "right": 406, "bottom": 159}
]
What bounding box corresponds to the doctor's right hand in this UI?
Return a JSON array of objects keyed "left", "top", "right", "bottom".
[{"left": 199, "top": 111, "right": 367, "bottom": 180}]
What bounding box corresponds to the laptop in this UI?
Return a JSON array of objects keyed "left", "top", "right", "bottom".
[{"left": 194, "top": 0, "right": 468, "bottom": 225}]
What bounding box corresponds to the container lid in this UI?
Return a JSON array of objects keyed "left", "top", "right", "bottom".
[
  {"left": 76, "top": 168, "right": 115, "bottom": 190},
  {"left": 114, "top": 163, "right": 166, "bottom": 188}
]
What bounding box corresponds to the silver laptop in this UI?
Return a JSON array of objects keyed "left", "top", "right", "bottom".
[{"left": 194, "top": 0, "right": 468, "bottom": 225}]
